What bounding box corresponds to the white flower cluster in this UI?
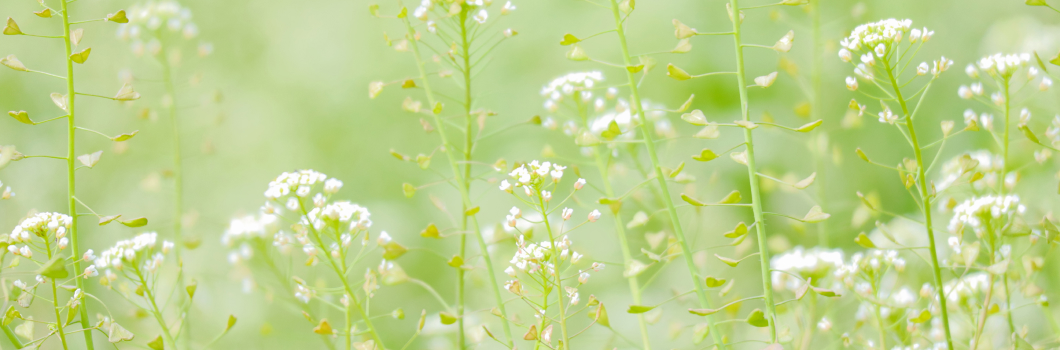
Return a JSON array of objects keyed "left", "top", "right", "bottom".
[
  {"left": 541, "top": 71, "right": 603, "bottom": 112},
  {"left": 0, "top": 179, "right": 12, "bottom": 200},
  {"left": 499, "top": 160, "right": 572, "bottom": 195},
  {"left": 221, "top": 213, "right": 282, "bottom": 264},
  {"left": 92, "top": 232, "right": 174, "bottom": 280},
  {"left": 941, "top": 272, "right": 991, "bottom": 304},
  {"left": 834, "top": 250, "right": 906, "bottom": 289},
  {"left": 412, "top": 0, "right": 510, "bottom": 27},
  {"left": 839, "top": 19, "right": 930, "bottom": 59},
  {"left": 8, "top": 212, "right": 72, "bottom": 258},
  {"left": 118, "top": 1, "right": 198, "bottom": 40},
  {"left": 936, "top": 150, "right": 1012, "bottom": 192},
  {"left": 264, "top": 170, "right": 344, "bottom": 212},
  {"left": 948, "top": 195, "right": 1025, "bottom": 236},
  {"left": 506, "top": 235, "right": 580, "bottom": 277},
  {"left": 1048, "top": 115, "right": 1060, "bottom": 148},
  {"left": 116, "top": 1, "right": 213, "bottom": 57},
  {"left": 769, "top": 247, "right": 844, "bottom": 291},
  {"left": 974, "top": 53, "right": 1031, "bottom": 78},
  {"left": 302, "top": 201, "right": 372, "bottom": 232}
]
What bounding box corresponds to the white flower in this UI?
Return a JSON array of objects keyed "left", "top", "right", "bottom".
[
  {"left": 561, "top": 207, "right": 573, "bottom": 220},
  {"left": 504, "top": 266, "right": 516, "bottom": 277},
  {"left": 917, "top": 62, "right": 929, "bottom": 76},
  {"left": 818, "top": 317, "right": 832, "bottom": 331},
  {"left": 970, "top": 82, "right": 983, "bottom": 95},
  {"left": 957, "top": 85, "right": 972, "bottom": 99},
  {"left": 499, "top": 179, "right": 512, "bottom": 192},
  {"left": 473, "top": 9, "right": 488, "bottom": 24},
  {"left": 845, "top": 76, "right": 858, "bottom": 91},
  {"left": 84, "top": 266, "right": 98, "bottom": 278},
  {"left": 838, "top": 48, "right": 852, "bottom": 62},
  {"left": 377, "top": 231, "right": 392, "bottom": 245},
  {"left": 878, "top": 106, "right": 898, "bottom": 124},
  {"left": 965, "top": 64, "right": 979, "bottom": 78},
  {"left": 1042, "top": 77, "right": 1053, "bottom": 91},
  {"left": 588, "top": 209, "right": 601, "bottom": 222},
  {"left": 501, "top": 1, "right": 515, "bottom": 14},
  {"left": 977, "top": 52, "right": 1032, "bottom": 78},
  {"left": 1020, "top": 108, "right": 1031, "bottom": 125},
  {"left": 860, "top": 53, "right": 875, "bottom": 66},
  {"left": 541, "top": 190, "right": 552, "bottom": 202},
  {"left": 574, "top": 178, "right": 586, "bottom": 190}
]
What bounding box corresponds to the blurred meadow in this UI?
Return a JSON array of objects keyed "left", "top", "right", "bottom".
[{"left": 2, "top": 0, "right": 1060, "bottom": 349}]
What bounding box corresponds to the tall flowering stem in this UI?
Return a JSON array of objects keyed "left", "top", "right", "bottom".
[
  {"left": 840, "top": 18, "right": 957, "bottom": 349},
  {"left": 372, "top": 1, "right": 518, "bottom": 346},
  {"left": 597, "top": 0, "right": 727, "bottom": 346}
]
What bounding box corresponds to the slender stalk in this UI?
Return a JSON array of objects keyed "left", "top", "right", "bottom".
[
  {"left": 457, "top": 9, "right": 473, "bottom": 348},
  {"left": 256, "top": 243, "right": 337, "bottom": 350},
  {"left": 45, "top": 239, "right": 70, "bottom": 350},
  {"left": 729, "top": 0, "right": 778, "bottom": 341},
  {"left": 156, "top": 42, "right": 191, "bottom": 350},
  {"left": 135, "top": 268, "right": 176, "bottom": 350},
  {"left": 298, "top": 203, "right": 383, "bottom": 348},
  {"left": 59, "top": 1, "right": 96, "bottom": 348},
  {"left": 575, "top": 97, "right": 651, "bottom": 350},
  {"left": 880, "top": 56, "right": 955, "bottom": 350},
  {"left": 605, "top": 0, "right": 723, "bottom": 346},
  {"left": 399, "top": 8, "right": 515, "bottom": 347},
  {"left": 997, "top": 76, "right": 1018, "bottom": 339},
  {"left": 809, "top": 0, "right": 828, "bottom": 248},
  {"left": 537, "top": 196, "right": 570, "bottom": 349}
]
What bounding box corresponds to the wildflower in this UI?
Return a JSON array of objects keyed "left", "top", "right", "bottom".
[
  {"left": 770, "top": 247, "right": 844, "bottom": 291},
  {"left": 838, "top": 48, "right": 852, "bottom": 62},
  {"left": 541, "top": 190, "right": 552, "bottom": 202},
  {"left": 377, "top": 231, "right": 392, "bottom": 245},
  {"left": 84, "top": 266, "right": 99, "bottom": 278},
  {"left": 965, "top": 64, "right": 979, "bottom": 78},
  {"left": 587, "top": 209, "right": 601, "bottom": 222},
  {"left": 0, "top": 180, "right": 11, "bottom": 200},
  {"left": 295, "top": 284, "right": 314, "bottom": 303},
  {"left": 591, "top": 262, "right": 605, "bottom": 271},
  {"left": 574, "top": 178, "right": 586, "bottom": 190},
  {"left": 818, "top": 317, "right": 832, "bottom": 331},
  {"left": 917, "top": 62, "right": 929, "bottom": 76},
  {"left": 990, "top": 91, "right": 1004, "bottom": 105},
  {"left": 980, "top": 113, "right": 994, "bottom": 130},
  {"left": 561, "top": 207, "right": 573, "bottom": 220},
  {"left": 976, "top": 52, "right": 1032, "bottom": 78},
  {"left": 948, "top": 195, "right": 1025, "bottom": 235},
  {"left": 1042, "top": 77, "right": 1053, "bottom": 91},
  {"left": 578, "top": 272, "right": 590, "bottom": 284},
  {"left": 957, "top": 86, "right": 972, "bottom": 99},
  {"left": 845, "top": 76, "right": 858, "bottom": 91},
  {"left": 501, "top": 1, "right": 516, "bottom": 14},
  {"left": 499, "top": 179, "right": 512, "bottom": 192},
  {"left": 1020, "top": 108, "right": 1031, "bottom": 125},
  {"left": 970, "top": 82, "right": 983, "bottom": 95},
  {"left": 878, "top": 106, "right": 898, "bottom": 124},
  {"left": 473, "top": 9, "right": 488, "bottom": 24}
]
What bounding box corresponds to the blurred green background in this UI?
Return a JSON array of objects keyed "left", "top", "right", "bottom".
[{"left": 2, "top": 0, "right": 1059, "bottom": 348}]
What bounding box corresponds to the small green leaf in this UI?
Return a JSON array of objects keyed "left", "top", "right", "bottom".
[
  {"left": 402, "top": 183, "right": 416, "bottom": 198},
  {"left": 1034, "top": 51, "right": 1049, "bottom": 73},
  {"left": 795, "top": 119, "right": 823, "bottom": 132},
  {"left": 627, "top": 305, "right": 655, "bottom": 314},
  {"left": 566, "top": 45, "right": 588, "bottom": 61},
  {"left": 667, "top": 63, "right": 692, "bottom": 80},
  {"left": 4, "top": 18, "right": 23, "bottom": 35},
  {"left": 396, "top": 7, "right": 408, "bottom": 18},
  {"left": 801, "top": 205, "right": 830, "bottom": 223},
  {"left": 601, "top": 120, "right": 622, "bottom": 139},
  {"left": 854, "top": 232, "right": 875, "bottom": 248},
  {"left": 147, "top": 336, "right": 164, "bottom": 350},
  {"left": 447, "top": 255, "right": 463, "bottom": 268},
  {"left": 746, "top": 309, "right": 769, "bottom": 327},
  {"left": 107, "top": 321, "right": 134, "bottom": 343},
  {"left": 3, "top": 306, "right": 21, "bottom": 326},
  {"left": 559, "top": 33, "right": 581, "bottom": 46},
  {"left": 420, "top": 223, "right": 440, "bottom": 238},
  {"left": 692, "top": 149, "right": 717, "bottom": 162},
  {"left": 688, "top": 308, "right": 719, "bottom": 316},
  {"left": 1019, "top": 124, "right": 1041, "bottom": 144},
  {"left": 793, "top": 173, "right": 816, "bottom": 189},
  {"left": 626, "top": 64, "right": 644, "bottom": 73},
  {"left": 464, "top": 206, "right": 480, "bottom": 216},
  {"left": 715, "top": 254, "right": 739, "bottom": 267},
  {"left": 120, "top": 217, "right": 148, "bottom": 227},
  {"left": 7, "top": 110, "right": 33, "bottom": 125},
  {"left": 382, "top": 241, "right": 408, "bottom": 260},
  {"left": 676, "top": 94, "right": 694, "bottom": 112},
  {"left": 99, "top": 215, "right": 121, "bottom": 226},
  {"left": 106, "top": 10, "right": 129, "bottom": 23},
  {"left": 312, "top": 319, "right": 333, "bottom": 334},
  {"left": 226, "top": 315, "right": 237, "bottom": 331},
  {"left": 723, "top": 222, "right": 747, "bottom": 238},
  {"left": 717, "top": 190, "right": 741, "bottom": 204},
  {"left": 186, "top": 280, "right": 198, "bottom": 299},
  {"left": 856, "top": 148, "right": 869, "bottom": 162},
  {"left": 70, "top": 48, "right": 92, "bottom": 64},
  {"left": 368, "top": 4, "right": 380, "bottom": 17},
  {"left": 680, "top": 193, "right": 705, "bottom": 206},
  {"left": 704, "top": 276, "right": 727, "bottom": 288},
  {"left": 439, "top": 311, "right": 458, "bottom": 325},
  {"left": 37, "top": 256, "right": 69, "bottom": 279},
  {"left": 681, "top": 109, "right": 708, "bottom": 125},
  {"left": 669, "top": 161, "right": 685, "bottom": 178},
  {"left": 111, "top": 130, "right": 139, "bottom": 142},
  {"left": 910, "top": 309, "right": 932, "bottom": 323},
  {"left": 1027, "top": 0, "right": 1047, "bottom": 5}
]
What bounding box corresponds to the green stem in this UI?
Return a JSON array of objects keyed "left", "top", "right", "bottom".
[
  {"left": 135, "top": 268, "right": 177, "bottom": 350},
  {"left": 606, "top": 0, "right": 723, "bottom": 346},
  {"left": 157, "top": 41, "right": 191, "bottom": 350},
  {"left": 537, "top": 195, "right": 570, "bottom": 349},
  {"left": 457, "top": 9, "right": 472, "bottom": 349},
  {"left": 809, "top": 0, "right": 828, "bottom": 248},
  {"left": 576, "top": 97, "right": 651, "bottom": 350},
  {"left": 45, "top": 239, "right": 70, "bottom": 350},
  {"left": 881, "top": 56, "right": 954, "bottom": 350},
  {"left": 256, "top": 243, "right": 337, "bottom": 350},
  {"left": 729, "top": 0, "right": 778, "bottom": 342},
  {"left": 298, "top": 202, "right": 384, "bottom": 348},
  {"left": 59, "top": 1, "right": 95, "bottom": 348},
  {"left": 399, "top": 9, "right": 514, "bottom": 347}
]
